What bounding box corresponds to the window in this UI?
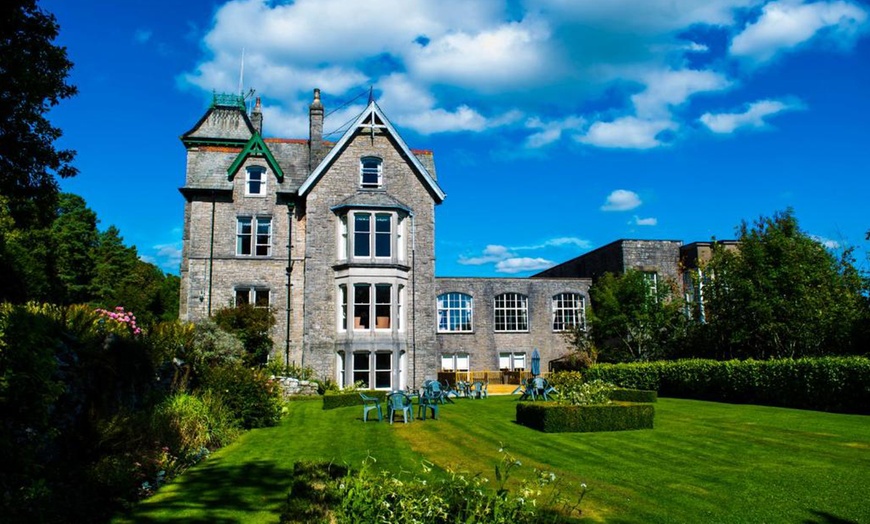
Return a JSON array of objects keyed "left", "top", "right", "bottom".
[
  {"left": 352, "top": 352, "right": 370, "bottom": 387},
  {"left": 351, "top": 212, "right": 392, "bottom": 259},
  {"left": 552, "top": 292, "right": 586, "bottom": 331},
  {"left": 437, "top": 292, "right": 473, "bottom": 332},
  {"left": 441, "top": 353, "right": 470, "bottom": 372},
  {"left": 245, "top": 166, "right": 266, "bottom": 196},
  {"left": 237, "top": 216, "right": 272, "bottom": 256},
  {"left": 235, "top": 288, "right": 270, "bottom": 308},
  {"left": 374, "top": 352, "right": 392, "bottom": 389},
  {"left": 397, "top": 285, "right": 405, "bottom": 331},
  {"left": 338, "top": 216, "right": 348, "bottom": 259},
  {"left": 494, "top": 293, "right": 528, "bottom": 332},
  {"left": 499, "top": 352, "right": 526, "bottom": 371},
  {"left": 352, "top": 283, "right": 393, "bottom": 331},
  {"left": 360, "top": 156, "right": 382, "bottom": 188},
  {"left": 643, "top": 271, "right": 658, "bottom": 301},
  {"left": 339, "top": 284, "right": 348, "bottom": 330}
]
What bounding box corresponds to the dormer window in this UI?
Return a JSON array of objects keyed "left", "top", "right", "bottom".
[
  {"left": 360, "top": 157, "right": 382, "bottom": 188},
  {"left": 246, "top": 166, "right": 266, "bottom": 196}
]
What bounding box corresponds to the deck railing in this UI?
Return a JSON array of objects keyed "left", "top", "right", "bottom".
[{"left": 436, "top": 370, "right": 550, "bottom": 386}]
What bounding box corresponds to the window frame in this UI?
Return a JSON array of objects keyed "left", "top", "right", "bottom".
[
  {"left": 346, "top": 211, "right": 397, "bottom": 261},
  {"left": 350, "top": 283, "right": 393, "bottom": 332},
  {"left": 245, "top": 166, "right": 267, "bottom": 196},
  {"left": 360, "top": 156, "right": 383, "bottom": 188},
  {"left": 494, "top": 292, "right": 529, "bottom": 332},
  {"left": 234, "top": 287, "right": 270, "bottom": 308},
  {"left": 437, "top": 292, "right": 474, "bottom": 333},
  {"left": 552, "top": 292, "right": 586, "bottom": 332},
  {"left": 236, "top": 216, "right": 272, "bottom": 257}
]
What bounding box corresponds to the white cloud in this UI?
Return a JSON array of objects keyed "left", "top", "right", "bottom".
[
  {"left": 601, "top": 189, "right": 643, "bottom": 211},
  {"left": 811, "top": 234, "right": 841, "bottom": 248},
  {"left": 578, "top": 117, "right": 677, "bottom": 149},
  {"left": 731, "top": 0, "right": 868, "bottom": 63},
  {"left": 495, "top": 257, "right": 555, "bottom": 274},
  {"left": 458, "top": 244, "right": 515, "bottom": 265},
  {"left": 700, "top": 99, "right": 802, "bottom": 133},
  {"left": 633, "top": 216, "right": 658, "bottom": 226},
  {"left": 180, "top": 0, "right": 868, "bottom": 142},
  {"left": 142, "top": 242, "right": 183, "bottom": 272}
]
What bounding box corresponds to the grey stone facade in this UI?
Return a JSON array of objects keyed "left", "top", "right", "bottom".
[{"left": 533, "top": 239, "right": 683, "bottom": 283}]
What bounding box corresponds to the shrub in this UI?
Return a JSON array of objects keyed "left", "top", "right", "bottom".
[
  {"left": 322, "top": 390, "right": 387, "bottom": 410},
  {"left": 188, "top": 320, "right": 246, "bottom": 368},
  {"left": 212, "top": 304, "right": 276, "bottom": 366},
  {"left": 557, "top": 379, "right": 615, "bottom": 406},
  {"left": 150, "top": 392, "right": 240, "bottom": 458},
  {"left": 517, "top": 402, "right": 655, "bottom": 433},
  {"left": 585, "top": 357, "right": 870, "bottom": 414},
  {"left": 200, "top": 364, "right": 282, "bottom": 428},
  {"left": 610, "top": 388, "right": 657, "bottom": 403}
]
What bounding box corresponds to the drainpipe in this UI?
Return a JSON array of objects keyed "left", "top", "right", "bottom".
[
  {"left": 411, "top": 213, "right": 416, "bottom": 390},
  {"left": 207, "top": 191, "right": 216, "bottom": 316},
  {"left": 285, "top": 203, "right": 295, "bottom": 368}
]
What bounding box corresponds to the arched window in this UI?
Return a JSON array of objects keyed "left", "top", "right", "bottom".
[
  {"left": 437, "top": 292, "right": 473, "bottom": 332},
  {"left": 552, "top": 292, "right": 586, "bottom": 331},
  {"left": 494, "top": 293, "right": 528, "bottom": 332},
  {"left": 360, "top": 156, "right": 383, "bottom": 188}
]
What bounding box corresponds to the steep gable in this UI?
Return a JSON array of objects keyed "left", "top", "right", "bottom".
[
  {"left": 181, "top": 93, "right": 255, "bottom": 146},
  {"left": 226, "top": 133, "right": 284, "bottom": 182},
  {"left": 298, "top": 101, "right": 446, "bottom": 202}
]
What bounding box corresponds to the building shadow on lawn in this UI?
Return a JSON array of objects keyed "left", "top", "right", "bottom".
[
  {"left": 118, "top": 459, "right": 294, "bottom": 523},
  {"left": 803, "top": 509, "right": 860, "bottom": 524}
]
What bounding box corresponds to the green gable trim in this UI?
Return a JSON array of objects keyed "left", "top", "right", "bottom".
[{"left": 227, "top": 133, "right": 284, "bottom": 182}]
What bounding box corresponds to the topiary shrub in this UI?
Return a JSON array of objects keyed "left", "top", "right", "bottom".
[{"left": 517, "top": 402, "right": 654, "bottom": 433}]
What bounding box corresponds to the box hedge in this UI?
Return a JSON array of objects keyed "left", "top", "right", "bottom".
[
  {"left": 322, "top": 390, "right": 387, "bottom": 410},
  {"left": 516, "top": 402, "right": 654, "bottom": 433},
  {"left": 610, "top": 388, "right": 657, "bottom": 403},
  {"left": 585, "top": 357, "right": 870, "bottom": 414}
]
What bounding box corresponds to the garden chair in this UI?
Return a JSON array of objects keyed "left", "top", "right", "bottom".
[
  {"left": 418, "top": 390, "right": 440, "bottom": 420},
  {"left": 427, "top": 380, "right": 448, "bottom": 404},
  {"left": 441, "top": 380, "right": 460, "bottom": 402},
  {"left": 543, "top": 379, "right": 558, "bottom": 400},
  {"left": 469, "top": 381, "right": 487, "bottom": 399},
  {"left": 359, "top": 392, "right": 382, "bottom": 422},
  {"left": 387, "top": 392, "right": 414, "bottom": 424},
  {"left": 531, "top": 377, "right": 546, "bottom": 401}
]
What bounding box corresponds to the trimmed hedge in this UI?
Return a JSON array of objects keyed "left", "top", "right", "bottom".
[
  {"left": 322, "top": 390, "right": 387, "bottom": 410},
  {"left": 516, "top": 402, "right": 654, "bottom": 433},
  {"left": 610, "top": 388, "right": 657, "bottom": 403},
  {"left": 585, "top": 357, "right": 870, "bottom": 414}
]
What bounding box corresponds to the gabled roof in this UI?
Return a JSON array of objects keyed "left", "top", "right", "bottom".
[
  {"left": 181, "top": 94, "right": 256, "bottom": 146},
  {"left": 227, "top": 133, "right": 285, "bottom": 182},
  {"left": 297, "top": 101, "right": 446, "bottom": 202}
]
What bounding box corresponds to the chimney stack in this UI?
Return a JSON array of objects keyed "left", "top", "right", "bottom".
[
  {"left": 309, "top": 88, "right": 323, "bottom": 171},
  {"left": 251, "top": 97, "right": 263, "bottom": 134}
]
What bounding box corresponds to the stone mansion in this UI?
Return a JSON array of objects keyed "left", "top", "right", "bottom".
[{"left": 179, "top": 90, "right": 711, "bottom": 390}]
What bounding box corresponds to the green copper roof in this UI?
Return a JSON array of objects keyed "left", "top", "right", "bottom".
[
  {"left": 211, "top": 92, "right": 246, "bottom": 110},
  {"left": 227, "top": 132, "right": 284, "bottom": 182}
]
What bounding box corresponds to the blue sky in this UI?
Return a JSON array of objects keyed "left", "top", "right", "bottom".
[{"left": 45, "top": 0, "right": 869, "bottom": 277}]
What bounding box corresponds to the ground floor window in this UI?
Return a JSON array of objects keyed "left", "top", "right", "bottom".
[
  {"left": 345, "top": 350, "right": 398, "bottom": 390},
  {"left": 441, "top": 353, "right": 470, "bottom": 372},
  {"left": 499, "top": 351, "right": 526, "bottom": 371},
  {"left": 235, "top": 287, "right": 270, "bottom": 308}
]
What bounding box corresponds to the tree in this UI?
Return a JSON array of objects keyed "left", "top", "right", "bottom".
[
  {"left": 701, "top": 209, "right": 866, "bottom": 359},
  {"left": 588, "top": 269, "right": 686, "bottom": 362},
  {"left": 0, "top": 0, "right": 77, "bottom": 230},
  {"left": 51, "top": 193, "right": 98, "bottom": 304}
]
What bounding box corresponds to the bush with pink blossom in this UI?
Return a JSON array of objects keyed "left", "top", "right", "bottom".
[{"left": 95, "top": 306, "right": 142, "bottom": 336}]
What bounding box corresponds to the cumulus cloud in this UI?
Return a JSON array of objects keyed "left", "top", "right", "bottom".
[
  {"left": 633, "top": 216, "right": 658, "bottom": 226},
  {"left": 141, "top": 242, "right": 183, "bottom": 272},
  {"left": 180, "top": 0, "right": 868, "bottom": 142},
  {"left": 700, "top": 99, "right": 803, "bottom": 133},
  {"left": 514, "top": 237, "right": 593, "bottom": 250},
  {"left": 731, "top": 0, "right": 868, "bottom": 63},
  {"left": 601, "top": 189, "right": 643, "bottom": 211},
  {"left": 458, "top": 244, "right": 515, "bottom": 265},
  {"left": 578, "top": 117, "right": 677, "bottom": 149},
  {"left": 496, "top": 257, "right": 555, "bottom": 274}
]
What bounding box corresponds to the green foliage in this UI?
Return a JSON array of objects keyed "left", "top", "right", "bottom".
[
  {"left": 188, "top": 319, "right": 247, "bottom": 368},
  {"left": 51, "top": 193, "right": 98, "bottom": 304},
  {"left": 264, "top": 359, "right": 316, "bottom": 380},
  {"left": 588, "top": 269, "right": 687, "bottom": 362},
  {"left": 200, "top": 364, "right": 282, "bottom": 429},
  {"left": 280, "top": 455, "right": 582, "bottom": 524},
  {"left": 0, "top": 0, "right": 78, "bottom": 230},
  {"left": 213, "top": 303, "right": 276, "bottom": 366},
  {"left": 150, "top": 392, "right": 240, "bottom": 459},
  {"left": 322, "top": 390, "right": 387, "bottom": 410},
  {"left": 516, "top": 402, "right": 655, "bottom": 433},
  {"left": 698, "top": 209, "right": 868, "bottom": 359},
  {"left": 556, "top": 379, "right": 616, "bottom": 406},
  {"left": 610, "top": 388, "right": 657, "bottom": 403},
  {"left": 585, "top": 357, "right": 870, "bottom": 413}
]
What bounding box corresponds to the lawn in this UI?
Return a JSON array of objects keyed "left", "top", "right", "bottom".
[{"left": 115, "top": 396, "right": 870, "bottom": 523}]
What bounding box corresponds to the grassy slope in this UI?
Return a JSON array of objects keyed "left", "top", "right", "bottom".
[{"left": 117, "top": 396, "right": 870, "bottom": 523}]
